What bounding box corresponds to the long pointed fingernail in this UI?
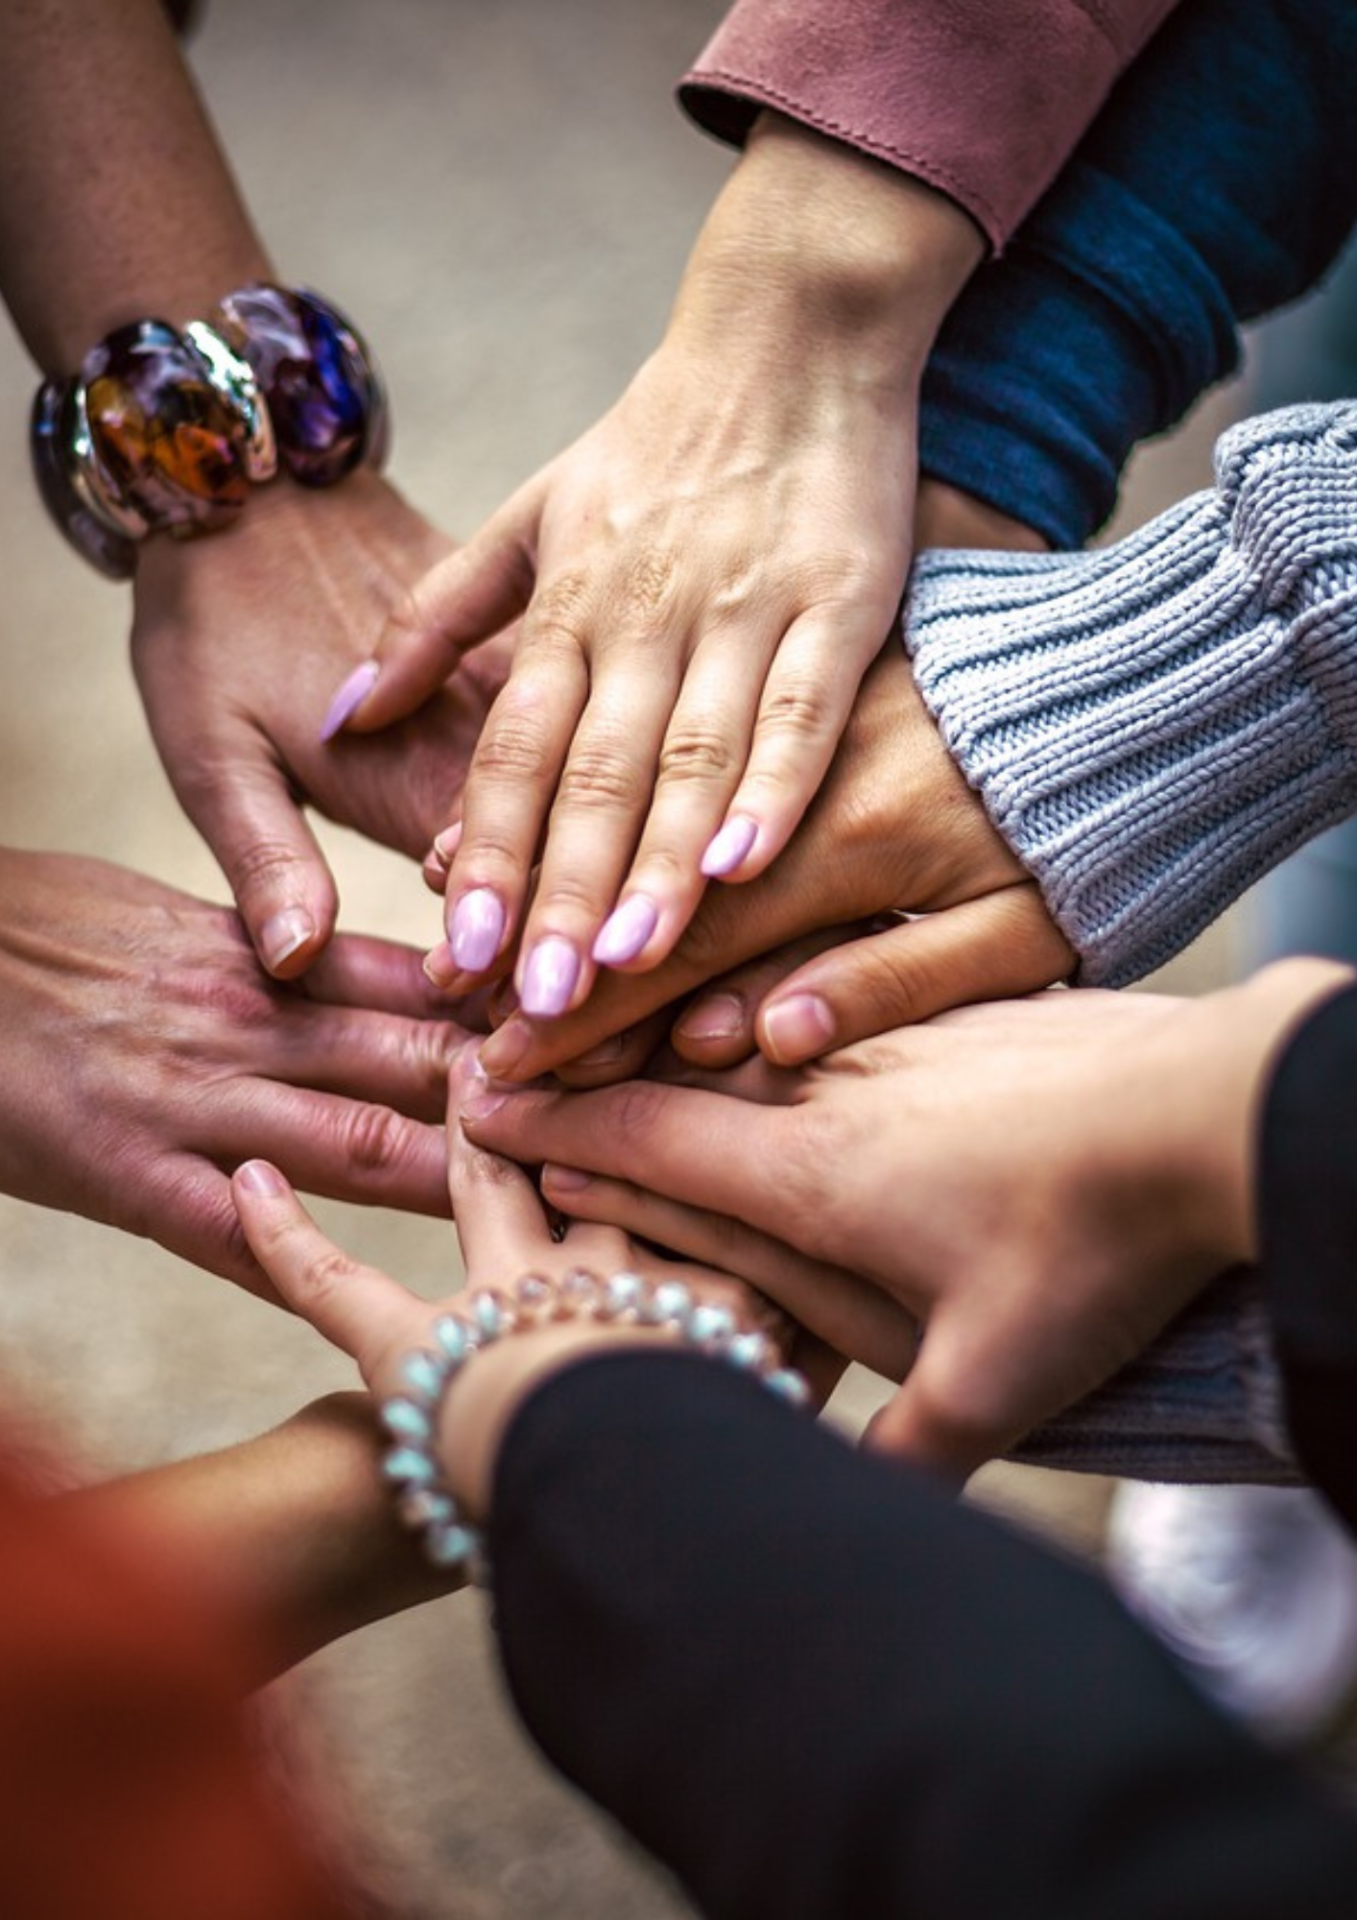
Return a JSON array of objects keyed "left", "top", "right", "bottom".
[
  {"left": 520, "top": 936, "right": 580, "bottom": 1017},
  {"left": 674, "top": 992, "right": 745, "bottom": 1044},
  {"left": 478, "top": 1016, "right": 533, "bottom": 1079},
  {"left": 592, "top": 893, "right": 658, "bottom": 966},
  {"left": 260, "top": 905, "right": 316, "bottom": 972},
  {"left": 761, "top": 992, "right": 835, "bottom": 1065},
  {"left": 319, "top": 659, "right": 380, "bottom": 742},
  {"left": 700, "top": 814, "right": 758, "bottom": 878},
  {"left": 448, "top": 887, "right": 505, "bottom": 973}
]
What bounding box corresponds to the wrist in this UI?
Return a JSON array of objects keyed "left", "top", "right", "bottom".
[
  {"left": 674, "top": 111, "right": 983, "bottom": 383},
  {"left": 1167, "top": 960, "right": 1355, "bottom": 1267}
]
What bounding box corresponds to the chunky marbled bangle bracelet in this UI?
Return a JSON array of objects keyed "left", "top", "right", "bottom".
[
  {"left": 30, "top": 283, "right": 386, "bottom": 578},
  {"left": 210, "top": 283, "right": 388, "bottom": 486},
  {"left": 380, "top": 1270, "right": 811, "bottom": 1580}
]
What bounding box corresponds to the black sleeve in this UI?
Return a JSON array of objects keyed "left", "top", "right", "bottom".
[
  {"left": 489, "top": 1351, "right": 1357, "bottom": 1919},
  {"left": 1260, "top": 981, "right": 1357, "bottom": 1532}
]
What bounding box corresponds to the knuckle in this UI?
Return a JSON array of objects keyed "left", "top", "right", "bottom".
[
  {"left": 755, "top": 677, "right": 838, "bottom": 748},
  {"left": 525, "top": 572, "right": 591, "bottom": 651},
  {"left": 556, "top": 740, "right": 646, "bottom": 813},
  {"left": 618, "top": 549, "right": 678, "bottom": 619},
  {"left": 656, "top": 724, "right": 738, "bottom": 788},
  {"left": 302, "top": 1242, "right": 366, "bottom": 1302},
  {"left": 337, "top": 1101, "right": 413, "bottom": 1179}
]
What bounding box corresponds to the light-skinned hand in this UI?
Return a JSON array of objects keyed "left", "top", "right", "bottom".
[
  {"left": 232, "top": 1047, "right": 836, "bottom": 1522},
  {"left": 461, "top": 962, "right": 1351, "bottom": 1476},
  {"left": 333, "top": 116, "right": 984, "bottom": 1022},
  {"left": 464, "top": 640, "right": 1072, "bottom": 1083}
]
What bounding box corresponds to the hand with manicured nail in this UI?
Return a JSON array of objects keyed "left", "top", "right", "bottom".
[
  {"left": 464, "top": 961, "right": 1351, "bottom": 1478},
  {"left": 0, "top": 846, "right": 466, "bottom": 1298},
  {"left": 327, "top": 115, "right": 983, "bottom": 1018},
  {"left": 132, "top": 474, "right": 512, "bottom": 978},
  {"left": 472, "top": 641, "right": 1073, "bottom": 1083}
]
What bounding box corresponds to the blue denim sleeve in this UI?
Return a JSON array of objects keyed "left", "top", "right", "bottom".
[{"left": 919, "top": 0, "right": 1357, "bottom": 546}]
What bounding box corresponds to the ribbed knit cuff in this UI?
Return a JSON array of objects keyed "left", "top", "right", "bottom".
[
  {"left": 1008, "top": 1268, "right": 1297, "bottom": 1486},
  {"left": 904, "top": 401, "right": 1357, "bottom": 986}
]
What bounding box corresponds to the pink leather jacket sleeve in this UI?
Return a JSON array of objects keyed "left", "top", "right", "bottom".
[{"left": 679, "top": 0, "right": 1181, "bottom": 250}]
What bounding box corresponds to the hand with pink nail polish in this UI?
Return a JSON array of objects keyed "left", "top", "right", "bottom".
[
  {"left": 133, "top": 474, "right": 514, "bottom": 978},
  {"left": 326, "top": 113, "right": 983, "bottom": 1020}
]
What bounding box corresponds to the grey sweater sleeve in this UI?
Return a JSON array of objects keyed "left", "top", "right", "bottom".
[{"left": 903, "top": 401, "right": 1357, "bottom": 987}]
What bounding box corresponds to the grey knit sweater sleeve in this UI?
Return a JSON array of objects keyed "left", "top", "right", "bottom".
[{"left": 903, "top": 401, "right": 1357, "bottom": 986}]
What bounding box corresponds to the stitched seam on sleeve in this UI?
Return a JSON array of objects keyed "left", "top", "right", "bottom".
[{"left": 689, "top": 69, "right": 1005, "bottom": 238}]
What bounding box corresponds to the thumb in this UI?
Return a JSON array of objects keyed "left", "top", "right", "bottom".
[
  {"left": 865, "top": 1313, "right": 1013, "bottom": 1483},
  {"left": 331, "top": 483, "right": 543, "bottom": 733},
  {"left": 755, "top": 886, "right": 1074, "bottom": 1066},
  {"left": 192, "top": 749, "right": 340, "bottom": 977}
]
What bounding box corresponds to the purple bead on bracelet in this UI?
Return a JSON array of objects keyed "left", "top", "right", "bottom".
[
  {"left": 30, "top": 284, "right": 387, "bottom": 579},
  {"left": 212, "top": 283, "right": 388, "bottom": 486}
]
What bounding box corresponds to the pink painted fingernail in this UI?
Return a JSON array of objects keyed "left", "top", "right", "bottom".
[
  {"left": 448, "top": 887, "right": 505, "bottom": 973},
  {"left": 700, "top": 814, "right": 758, "bottom": 878},
  {"left": 235, "top": 1159, "right": 286, "bottom": 1196},
  {"left": 761, "top": 992, "right": 835, "bottom": 1066},
  {"left": 319, "top": 659, "right": 380, "bottom": 742},
  {"left": 674, "top": 992, "right": 745, "bottom": 1044},
  {"left": 592, "top": 893, "right": 658, "bottom": 967},
  {"left": 260, "top": 906, "right": 316, "bottom": 972},
  {"left": 520, "top": 936, "right": 580, "bottom": 1017}
]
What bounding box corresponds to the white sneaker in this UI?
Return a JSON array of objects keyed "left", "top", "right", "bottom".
[{"left": 1105, "top": 1482, "right": 1357, "bottom": 1746}]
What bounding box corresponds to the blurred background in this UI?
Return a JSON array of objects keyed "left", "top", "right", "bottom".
[{"left": 0, "top": 1, "right": 1340, "bottom": 1912}]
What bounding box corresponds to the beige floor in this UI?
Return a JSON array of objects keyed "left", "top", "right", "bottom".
[{"left": 0, "top": 4, "right": 1255, "bottom": 1913}]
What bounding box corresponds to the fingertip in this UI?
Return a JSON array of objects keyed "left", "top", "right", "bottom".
[
  {"left": 318, "top": 659, "right": 381, "bottom": 743},
  {"left": 700, "top": 813, "right": 759, "bottom": 880},
  {"left": 257, "top": 904, "right": 327, "bottom": 979},
  {"left": 759, "top": 991, "right": 836, "bottom": 1067},
  {"left": 233, "top": 1158, "right": 290, "bottom": 1200}
]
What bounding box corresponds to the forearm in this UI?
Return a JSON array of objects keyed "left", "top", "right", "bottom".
[
  {"left": 919, "top": 0, "right": 1357, "bottom": 545},
  {"left": 0, "top": 0, "right": 270, "bottom": 371},
  {"left": 1260, "top": 981, "right": 1357, "bottom": 1533},
  {"left": 59, "top": 1394, "right": 453, "bottom": 1686},
  {"left": 491, "top": 1352, "right": 1357, "bottom": 1917},
  {"left": 905, "top": 403, "right": 1357, "bottom": 987}
]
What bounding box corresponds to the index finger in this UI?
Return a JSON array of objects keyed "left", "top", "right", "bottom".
[
  {"left": 231, "top": 1160, "right": 430, "bottom": 1388},
  {"left": 459, "top": 1075, "right": 795, "bottom": 1242}
]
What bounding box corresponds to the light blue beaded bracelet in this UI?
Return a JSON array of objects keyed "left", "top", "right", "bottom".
[{"left": 379, "top": 1269, "right": 811, "bottom": 1578}]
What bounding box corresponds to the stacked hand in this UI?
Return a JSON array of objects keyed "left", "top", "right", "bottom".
[
  {"left": 0, "top": 848, "right": 468, "bottom": 1296},
  {"left": 232, "top": 1047, "right": 844, "bottom": 1523},
  {"left": 131, "top": 472, "right": 512, "bottom": 978},
  {"left": 460, "top": 962, "right": 1349, "bottom": 1477},
  {"left": 330, "top": 115, "right": 986, "bottom": 1034}
]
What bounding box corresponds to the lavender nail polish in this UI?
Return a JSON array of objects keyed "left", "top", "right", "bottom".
[
  {"left": 520, "top": 935, "right": 580, "bottom": 1017},
  {"left": 700, "top": 814, "right": 758, "bottom": 879},
  {"left": 592, "top": 893, "right": 658, "bottom": 966},
  {"left": 448, "top": 887, "right": 505, "bottom": 974},
  {"left": 319, "top": 659, "right": 380, "bottom": 743}
]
